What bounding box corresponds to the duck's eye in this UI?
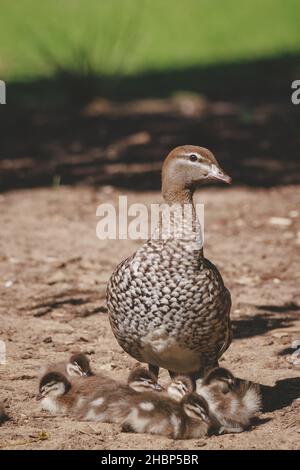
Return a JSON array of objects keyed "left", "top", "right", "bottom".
[{"left": 189, "top": 154, "right": 198, "bottom": 162}]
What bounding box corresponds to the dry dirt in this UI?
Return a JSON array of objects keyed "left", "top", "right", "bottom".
[{"left": 0, "top": 184, "right": 300, "bottom": 450}]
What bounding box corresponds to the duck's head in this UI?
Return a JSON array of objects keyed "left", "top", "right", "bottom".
[
  {"left": 182, "top": 392, "right": 210, "bottom": 423},
  {"left": 128, "top": 367, "right": 163, "bottom": 393},
  {"left": 67, "top": 352, "right": 93, "bottom": 377},
  {"left": 201, "top": 367, "right": 236, "bottom": 393},
  {"left": 167, "top": 376, "right": 195, "bottom": 402},
  {"left": 162, "top": 145, "right": 231, "bottom": 203},
  {"left": 36, "top": 371, "right": 71, "bottom": 401}
]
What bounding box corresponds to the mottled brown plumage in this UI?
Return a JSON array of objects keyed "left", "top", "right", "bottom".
[{"left": 107, "top": 145, "right": 232, "bottom": 379}]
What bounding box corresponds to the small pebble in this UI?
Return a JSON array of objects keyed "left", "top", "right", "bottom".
[
  {"left": 268, "top": 217, "right": 292, "bottom": 226},
  {"left": 4, "top": 280, "right": 13, "bottom": 288}
]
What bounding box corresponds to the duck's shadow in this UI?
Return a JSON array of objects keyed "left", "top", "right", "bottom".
[{"left": 259, "top": 377, "right": 300, "bottom": 413}]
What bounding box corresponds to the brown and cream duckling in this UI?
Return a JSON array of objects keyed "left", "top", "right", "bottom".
[
  {"left": 180, "top": 392, "right": 211, "bottom": 438},
  {"left": 127, "top": 367, "right": 163, "bottom": 392},
  {"left": 167, "top": 375, "right": 195, "bottom": 402},
  {"left": 121, "top": 391, "right": 210, "bottom": 439},
  {"left": 40, "top": 352, "right": 94, "bottom": 378},
  {"left": 197, "top": 367, "right": 262, "bottom": 434},
  {"left": 107, "top": 145, "right": 232, "bottom": 381},
  {"left": 37, "top": 366, "right": 162, "bottom": 420},
  {"left": 78, "top": 367, "right": 163, "bottom": 422},
  {"left": 36, "top": 366, "right": 118, "bottom": 414},
  {"left": 36, "top": 371, "right": 73, "bottom": 414}
]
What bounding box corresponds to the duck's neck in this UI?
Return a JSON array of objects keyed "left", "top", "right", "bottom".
[
  {"left": 162, "top": 185, "right": 193, "bottom": 205},
  {"left": 157, "top": 184, "right": 204, "bottom": 256}
]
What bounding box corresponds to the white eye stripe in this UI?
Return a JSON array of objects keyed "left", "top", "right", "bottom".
[{"left": 42, "top": 382, "right": 60, "bottom": 392}]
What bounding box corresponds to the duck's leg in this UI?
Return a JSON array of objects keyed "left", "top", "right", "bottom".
[
  {"left": 192, "top": 357, "right": 219, "bottom": 382},
  {"left": 168, "top": 370, "right": 177, "bottom": 379},
  {"left": 149, "top": 364, "right": 159, "bottom": 378},
  {"left": 203, "top": 358, "right": 219, "bottom": 376}
]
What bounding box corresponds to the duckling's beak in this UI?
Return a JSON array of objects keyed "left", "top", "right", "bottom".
[
  {"left": 154, "top": 383, "right": 163, "bottom": 391},
  {"left": 36, "top": 393, "right": 43, "bottom": 401},
  {"left": 208, "top": 164, "right": 232, "bottom": 184}
]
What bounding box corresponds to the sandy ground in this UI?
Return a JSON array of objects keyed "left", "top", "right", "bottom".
[{"left": 0, "top": 184, "right": 300, "bottom": 450}]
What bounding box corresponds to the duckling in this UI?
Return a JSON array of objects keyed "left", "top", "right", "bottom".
[
  {"left": 127, "top": 367, "right": 163, "bottom": 392},
  {"left": 121, "top": 391, "right": 210, "bottom": 439},
  {"left": 197, "top": 367, "right": 262, "bottom": 434},
  {"left": 36, "top": 368, "right": 118, "bottom": 414},
  {"left": 36, "top": 371, "right": 73, "bottom": 414},
  {"left": 180, "top": 392, "right": 211, "bottom": 438},
  {"left": 77, "top": 367, "right": 163, "bottom": 423},
  {"left": 107, "top": 145, "right": 232, "bottom": 380},
  {"left": 67, "top": 352, "right": 94, "bottom": 377},
  {"left": 40, "top": 352, "right": 93, "bottom": 378},
  {"left": 167, "top": 375, "right": 195, "bottom": 402}
]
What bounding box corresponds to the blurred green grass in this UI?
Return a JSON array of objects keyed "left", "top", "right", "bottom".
[{"left": 0, "top": 0, "right": 300, "bottom": 80}]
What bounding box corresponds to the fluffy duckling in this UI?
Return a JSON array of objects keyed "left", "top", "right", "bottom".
[
  {"left": 127, "top": 367, "right": 163, "bottom": 392},
  {"left": 167, "top": 375, "right": 195, "bottom": 402},
  {"left": 197, "top": 367, "right": 262, "bottom": 434},
  {"left": 121, "top": 391, "right": 210, "bottom": 439},
  {"left": 78, "top": 367, "right": 162, "bottom": 422},
  {"left": 180, "top": 393, "right": 211, "bottom": 438},
  {"left": 36, "top": 367, "right": 118, "bottom": 414},
  {"left": 40, "top": 352, "right": 94, "bottom": 378},
  {"left": 36, "top": 371, "right": 73, "bottom": 414},
  {"left": 37, "top": 366, "right": 161, "bottom": 419}
]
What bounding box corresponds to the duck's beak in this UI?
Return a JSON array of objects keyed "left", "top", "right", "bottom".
[
  {"left": 208, "top": 164, "right": 232, "bottom": 184},
  {"left": 36, "top": 393, "right": 43, "bottom": 401}
]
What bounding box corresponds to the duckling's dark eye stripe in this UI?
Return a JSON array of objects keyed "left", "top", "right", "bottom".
[
  {"left": 44, "top": 381, "right": 56, "bottom": 388},
  {"left": 186, "top": 405, "right": 199, "bottom": 414}
]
